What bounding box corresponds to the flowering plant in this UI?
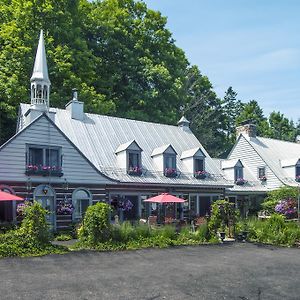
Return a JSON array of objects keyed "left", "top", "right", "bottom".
[
  {"left": 17, "top": 201, "right": 31, "bottom": 216},
  {"left": 25, "top": 165, "right": 63, "bottom": 177},
  {"left": 194, "top": 170, "right": 209, "bottom": 179},
  {"left": 259, "top": 175, "right": 267, "bottom": 181},
  {"left": 119, "top": 199, "right": 133, "bottom": 211},
  {"left": 56, "top": 200, "right": 74, "bottom": 215},
  {"left": 164, "top": 168, "right": 177, "bottom": 178},
  {"left": 128, "top": 166, "right": 142, "bottom": 176},
  {"left": 235, "top": 178, "right": 247, "bottom": 185},
  {"left": 295, "top": 175, "right": 300, "bottom": 182},
  {"left": 275, "top": 198, "right": 297, "bottom": 219}
]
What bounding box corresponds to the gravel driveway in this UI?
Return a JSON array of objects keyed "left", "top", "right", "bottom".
[{"left": 0, "top": 243, "right": 299, "bottom": 300}]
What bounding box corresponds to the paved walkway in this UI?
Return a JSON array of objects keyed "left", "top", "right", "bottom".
[{"left": 0, "top": 243, "right": 299, "bottom": 300}]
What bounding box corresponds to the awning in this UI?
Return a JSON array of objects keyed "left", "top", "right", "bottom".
[
  {"left": 143, "top": 193, "right": 186, "bottom": 204},
  {"left": 0, "top": 191, "right": 23, "bottom": 201}
]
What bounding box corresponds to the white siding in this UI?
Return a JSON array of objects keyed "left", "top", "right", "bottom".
[
  {"left": 181, "top": 157, "right": 194, "bottom": 174},
  {"left": 0, "top": 116, "right": 112, "bottom": 185},
  {"left": 229, "top": 136, "right": 282, "bottom": 189}
]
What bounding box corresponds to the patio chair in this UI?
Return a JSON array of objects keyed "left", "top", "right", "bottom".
[
  {"left": 164, "top": 216, "right": 174, "bottom": 224},
  {"left": 148, "top": 215, "right": 158, "bottom": 226}
]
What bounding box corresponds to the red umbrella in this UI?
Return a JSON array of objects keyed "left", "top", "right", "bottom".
[
  {"left": 0, "top": 191, "right": 23, "bottom": 201},
  {"left": 143, "top": 193, "right": 186, "bottom": 204}
]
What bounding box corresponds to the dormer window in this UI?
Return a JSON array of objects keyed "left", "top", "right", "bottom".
[
  {"left": 296, "top": 164, "right": 300, "bottom": 182},
  {"left": 128, "top": 151, "right": 142, "bottom": 176},
  {"left": 164, "top": 154, "right": 177, "bottom": 177},
  {"left": 281, "top": 158, "right": 300, "bottom": 182},
  {"left": 115, "top": 140, "right": 143, "bottom": 176},
  {"left": 151, "top": 144, "right": 177, "bottom": 178},
  {"left": 181, "top": 147, "right": 207, "bottom": 179},
  {"left": 234, "top": 167, "right": 243, "bottom": 181}
]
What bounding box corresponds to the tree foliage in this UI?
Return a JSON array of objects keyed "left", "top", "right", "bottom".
[{"left": 0, "top": 0, "right": 299, "bottom": 156}]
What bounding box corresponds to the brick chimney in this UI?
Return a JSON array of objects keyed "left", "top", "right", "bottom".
[{"left": 236, "top": 120, "right": 257, "bottom": 140}]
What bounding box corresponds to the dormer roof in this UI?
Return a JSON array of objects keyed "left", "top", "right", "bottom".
[
  {"left": 221, "top": 159, "right": 244, "bottom": 169},
  {"left": 30, "top": 30, "right": 50, "bottom": 84},
  {"left": 115, "top": 140, "right": 142, "bottom": 154},
  {"left": 281, "top": 158, "right": 300, "bottom": 168},
  {"left": 181, "top": 147, "right": 205, "bottom": 160},
  {"left": 151, "top": 144, "right": 177, "bottom": 157}
]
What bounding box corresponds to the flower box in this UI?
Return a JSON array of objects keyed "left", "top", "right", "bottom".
[
  {"left": 25, "top": 165, "right": 63, "bottom": 177},
  {"left": 127, "top": 166, "right": 142, "bottom": 176},
  {"left": 235, "top": 178, "right": 246, "bottom": 185},
  {"left": 259, "top": 176, "right": 267, "bottom": 182},
  {"left": 164, "top": 168, "right": 178, "bottom": 178},
  {"left": 194, "top": 171, "right": 208, "bottom": 179}
]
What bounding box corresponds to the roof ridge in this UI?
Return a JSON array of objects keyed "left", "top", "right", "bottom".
[
  {"left": 20, "top": 103, "right": 184, "bottom": 130},
  {"left": 257, "top": 135, "right": 300, "bottom": 146}
]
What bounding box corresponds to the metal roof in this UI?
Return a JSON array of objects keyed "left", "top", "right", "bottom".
[
  {"left": 247, "top": 136, "right": 300, "bottom": 186},
  {"left": 19, "top": 104, "right": 231, "bottom": 187}
]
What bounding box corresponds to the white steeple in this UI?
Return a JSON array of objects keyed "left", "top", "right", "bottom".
[{"left": 30, "top": 29, "right": 50, "bottom": 111}]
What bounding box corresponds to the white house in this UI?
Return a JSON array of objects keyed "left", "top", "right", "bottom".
[
  {"left": 214, "top": 122, "right": 300, "bottom": 214},
  {"left": 0, "top": 30, "right": 232, "bottom": 229}
]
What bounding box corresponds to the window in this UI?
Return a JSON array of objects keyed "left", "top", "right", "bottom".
[
  {"left": 194, "top": 158, "right": 204, "bottom": 172},
  {"left": 75, "top": 199, "right": 90, "bottom": 219},
  {"left": 72, "top": 189, "right": 92, "bottom": 220},
  {"left": 26, "top": 145, "right": 62, "bottom": 176},
  {"left": 234, "top": 167, "right": 243, "bottom": 181},
  {"left": 258, "top": 167, "right": 266, "bottom": 178},
  {"left": 164, "top": 155, "right": 176, "bottom": 169},
  {"left": 28, "top": 148, "right": 43, "bottom": 165},
  {"left": 128, "top": 152, "right": 140, "bottom": 168},
  {"left": 296, "top": 165, "right": 300, "bottom": 177},
  {"left": 46, "top": 149, "right": 59, "bottom": 167}
]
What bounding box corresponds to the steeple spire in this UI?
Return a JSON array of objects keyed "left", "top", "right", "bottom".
[{"left": 30, "top": 29, "right": 51, "bottom": 110}]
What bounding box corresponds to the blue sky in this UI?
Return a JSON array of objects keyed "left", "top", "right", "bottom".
[{"left": 143, "top": 0, "right": 300, "bottom": 121}]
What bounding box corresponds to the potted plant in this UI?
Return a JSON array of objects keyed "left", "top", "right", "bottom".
[
  {"left": 259, "top": 175, "right": 267, "bottom": 182},
  {"left": 128, "top": 166, "right": 142, "bottom": 176},
  {"left": 242, "top": 221, "right": 248, "bottom": 242},
  {"left": 295, "top": 175, "right": 300, "bottom": 183},
  {"left": 164, "top": 168, "right": 177, "bottom": 178},
  {"left": 219, "top": 221, "right": 226, "bottom": 242},
  {"left": 235, "top": 178, "right": 246, "bottom": 185},
  {"left": 194, "top": 170, "right": 208, "bottom": 179}
]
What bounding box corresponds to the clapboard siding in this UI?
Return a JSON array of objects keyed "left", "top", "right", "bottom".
[
  {"left": 229, "top": 136, "right": 282, "bottom": 189},
  {"left": 0, "top": 116, "right": 113, "bottom": 184}
]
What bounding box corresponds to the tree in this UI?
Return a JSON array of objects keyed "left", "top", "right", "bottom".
[
  {"left": 183, "top": 66, "right": 226, "bottom": 157},
  {"left": 236, "top": 100, "right": 271, "bottom": 137},
  {"left": 0, "top": 0, "right": 189, "bottom": 145},
  {"left": 84, "top": 0, "right": 188, "bottom": 123},
  {"left": 222, "top": 87, "right": 243, "bottom": 148},
  {"left": 268, "top": 111, "right": 297, "bottom": 141}
]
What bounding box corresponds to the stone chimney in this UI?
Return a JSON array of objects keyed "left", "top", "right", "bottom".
[
  {"left": 236, "top": 120, "right": 257, "bottom": 139},
  {"left": 65, "top": 88, "right": 84, "bottom": 121}
]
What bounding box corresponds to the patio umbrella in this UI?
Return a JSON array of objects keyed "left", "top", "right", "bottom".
[
  {"left": 143, "top": 193, "right": 186, "bottom": 203},
  {"left": 0, "top": 191, "right": 23, "bottom": 201}
]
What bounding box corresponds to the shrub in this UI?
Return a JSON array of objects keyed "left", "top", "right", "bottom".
[
  {"left": 262, "top": 186, "right": 299, "bottom": 213},
  {"left": 246, "top": 214, "right": 300, "bottom": 246},
  {"left": 0, "top": 201, "right": 66, "bottom": 258},
  {"left": 55, "top": 234, "right": 73, "bottom": 241},
  {"left": 78, "top": 202, "right": 111, "bottom": 245},
  {"left": 208, "top": 199, "right": 237, "bottom": 234},
  {"left": 19, "top": 201, "right": 51, "bottom": 244}
]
